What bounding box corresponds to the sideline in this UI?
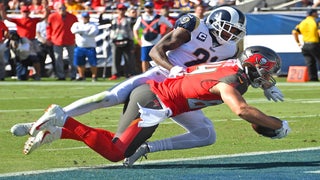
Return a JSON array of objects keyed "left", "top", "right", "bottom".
[{"left": 1, "top": 146, "right": 319, "bottom": 177}]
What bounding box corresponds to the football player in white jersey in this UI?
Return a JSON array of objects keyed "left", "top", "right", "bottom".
[{"left": 12, "top": 6, "right": 283, "bottom": 166}]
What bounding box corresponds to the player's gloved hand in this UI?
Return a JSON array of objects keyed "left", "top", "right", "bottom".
[
  {"left": 264, "top": 86, "right": 284, "bottom": 102},
  {"left": 168, "top": 66, "right": 186, "bottom": 78},
  {"left": 272, "top": 120, "right": 290, "bottom": 139}
]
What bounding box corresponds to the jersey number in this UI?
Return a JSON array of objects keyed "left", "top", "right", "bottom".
[{"left": 184, "top": 48, "right": 218, "bottom": 67}]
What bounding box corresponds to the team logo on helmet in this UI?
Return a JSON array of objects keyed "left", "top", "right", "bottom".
[{"left": 254, "top": 54, "right": 276, "bottom": 71}]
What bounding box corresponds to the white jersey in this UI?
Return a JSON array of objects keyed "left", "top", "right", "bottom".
[{"left": 167, "top": 14, "right": 237, "bottom": 68}]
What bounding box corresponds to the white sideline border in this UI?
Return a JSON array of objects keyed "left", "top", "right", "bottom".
[{"left": 0, "top": 147, "right": 319, "bottom": 177}]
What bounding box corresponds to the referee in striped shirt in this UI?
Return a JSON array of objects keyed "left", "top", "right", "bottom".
[{"left": 292, "top": 9, "right": 320, "bottom": 81}]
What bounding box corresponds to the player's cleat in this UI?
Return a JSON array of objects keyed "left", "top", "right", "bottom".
[
  {"left": 123, "top": 143, "right": 149, "bottom": 167},
  {"left": 10, "top": 122, "right": 33, "bottom": 136},
  {"left": 29, "top": 104, "right": 67, "bottom": 136},
  {"left": 23, "top": 127, "right": 61, "bottom": 155}
]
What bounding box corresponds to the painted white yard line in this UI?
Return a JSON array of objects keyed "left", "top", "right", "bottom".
[
  {"left": 1, "top": 146, "right": 319, "bottom": 177},
  {"left": 305, "top": 170, "right": 320, "bottom": 174}
]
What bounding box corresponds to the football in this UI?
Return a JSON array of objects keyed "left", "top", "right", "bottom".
[{"left": 251, "top": 116, "right": 281, "bottom": 138}]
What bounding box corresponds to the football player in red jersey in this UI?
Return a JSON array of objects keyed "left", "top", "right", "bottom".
[
  {"left": 16, "top": 6, "right": 250, "bottom": 157},
  {"left": 22, "top": 46, "right": 290, "bottom": 165},
  {"left": 14, "top": 6, "right": 284, "bottom": 166}
]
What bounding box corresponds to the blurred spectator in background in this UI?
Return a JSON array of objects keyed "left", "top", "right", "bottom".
[
  {"left": 154, "top": 0, "right": 174, "bottom": 12},
  {"left": 90, "top": 0, "right": 105, "bottom": 10},
  {"left": 42, "top": 0, "right": 54, "bottom": 11},
  {"left": 159, "top": 5, "right": 176, "bottom": 36},
  {"left": 65, "top": 0, "right": 84, "bottom": 15},
  {"left": 133, "top": 1, "right": 173, "bottom": 72},
  {"left": 8, "top": 31, "right": 42, "bottom": 80},
  {"left": 292, "top": 9, "right": 320, "bottom": 81},
  {"left": 295, "top": 0, "right": 313, "bottom": 7},
  {"left": 28, "top": 0, "right": 44, "bottom": 15},
  {"left": 7, "top": 0, "right": 20, "bottom": 13},
  {"left": 193, "top": 2, "right": 207, "bottom": 19},
  {"left": 71, "top": 12, "right": 99, "bottom": 82},
  {"left": 100, "top": 3, "right": 136, "bottom": 80},
  {"left": 1, "top": 5, "right": 48, "bottom": 41},
  {"left": 47, "top": 3, "right": 78, "bottom": 81},
  {"left": 0, "top": 18, "right": 9, "bottom": 81},
  {"left": 174, "top": 0, "right": 195, "bottom": 17},
  {"left": 83, "top": 1, "right": 93, "bottom": 11},
  {"left": 1, "top": 5, "right": 49, "bottom": 77},
  {"left": 36, "top": 11, "right": 56, "bottom": 77},
  {"left": 127, "top": 5, "right": 142, "bottom": 74}
]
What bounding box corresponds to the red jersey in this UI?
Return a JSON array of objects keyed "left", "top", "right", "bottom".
[
  {"left": 0, "top": 21, "right": 8, "bottom": 42},
  {"left": 10, "top": 17, "right": 42, "bottom": 39},
  {"left": 148, "top": 60, "right": 250, "bottom": 116},
  {"left": 46, "top": 12, "right": 77, "bottom": 46}
]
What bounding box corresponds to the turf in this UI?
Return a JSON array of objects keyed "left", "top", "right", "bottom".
[{"left": 0, "top": 77, "right": 319, "bottom": 174}]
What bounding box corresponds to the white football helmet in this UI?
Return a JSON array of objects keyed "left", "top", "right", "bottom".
[
  {"left": 239, "top": 46, "right": 281, "bottom": 88},
  {"left": 205, "top": 6, "right": 246, "bottom": 44}
]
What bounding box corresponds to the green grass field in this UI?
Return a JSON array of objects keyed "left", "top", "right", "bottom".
[{"left": 0, "top": 77, "right": 319, "bottom": 174}]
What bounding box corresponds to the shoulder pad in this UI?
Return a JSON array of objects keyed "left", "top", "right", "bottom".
[{"left": 175, "top": 14, "right": 200, "bottom": 32}]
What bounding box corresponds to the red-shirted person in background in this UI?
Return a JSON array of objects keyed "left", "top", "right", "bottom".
[
  {"left": 46, "top": 2, "right": 78, "bottom": 81},
  {"left": 0, "top": 5, "right": 48, "bottom": 40}
]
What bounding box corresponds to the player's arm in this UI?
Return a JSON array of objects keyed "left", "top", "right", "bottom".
[
  {"left": 211, "top": 82, "right": 282, "bottom": 130},
  {"left": 292, "top": 25, "right": 301, "bottom": 47},
  {"left": 149, "top": 27, "right": 191, "bottom": 70}
]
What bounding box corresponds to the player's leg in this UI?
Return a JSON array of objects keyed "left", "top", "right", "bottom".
[
  {"left": 24, "top": 116, "right": 125, "bottom": 162},
  {"left": 114, "top": 83, "right": 162, "bottom": 137},
  {"left": 24, "top": 94, "right": 160, "bottom": 162},
  {"left": 124, "top": 110, "right": 216, "bottom": 166},
  {"left": 11, "top": 67, "right": 168, "bottom": 137},
  {"left": 147, "top": 110, "right": 216, "bottom": 152},
  {"left": 63, "top": 66, "right": 167, "bottom": 117}
]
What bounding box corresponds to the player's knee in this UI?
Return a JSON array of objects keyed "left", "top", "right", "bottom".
[{"left": 191, "top": 126, "right": 216, "bottom": 146}]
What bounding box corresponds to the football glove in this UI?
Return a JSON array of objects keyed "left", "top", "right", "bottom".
[
  {"left": 272, "top": 120, "right": 290, "bottom": 139},
  {"left": 264, "top": 86, "right": 284, "bottom": 102},
  {"left": 168, "top": 66, "right": 185, "bottom": 78}
]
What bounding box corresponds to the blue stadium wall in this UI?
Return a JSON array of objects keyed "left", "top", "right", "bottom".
[{"left": 244, "top": 12, "right": 309, "bottom": 75}]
